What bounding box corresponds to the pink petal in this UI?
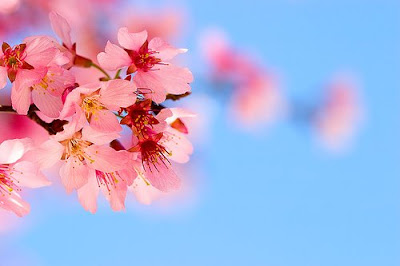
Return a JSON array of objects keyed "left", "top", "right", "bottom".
[
  {"left": 14, "top": 68, "right": 47, "bottom": 92},
  {"left": 12, "top": 161, "right": 51, "bottom": 188},
  {"left": 23, "top": 140, "right": 64, "bottom": 169},
  {"left": 143, "top": 161, "right": 180, "bottom": 192},
  {"left": 82, "top": 125, "right": 120, "bottom": 146},
  {"left": 24, "top": 36, "right": 57, "bottom": 67},
  {"left": 0, "top": 66, "right": 7, "bottom": 89},
  {"left": 99, "top": 79, "right": 136, "bottom": 110},
  {"left": 129, "top": 176, "right": 162, "bottom": 205},
  {"left": 0, "top": 191, "right": 30, "bottom": 217},
  {"left": 97, "top": 41, "right": 131, "bottom": 71},
  {"left": 11, "top": 82, "right": 31, "bottom": 115},
  {"left": 161, "top": 130, "right": 193, "bottom": 164},
  {"left": 148, "top": 37, "right": 187, "bottom": 61},
  {"left": 49, "top": 11, "right": 73, "bottom": 49},
  {"left": 104, "top": 174, "right": 131, "bottom": 212},
  {"left": 32, "top": 90, "right": 63, "bottom": 118},
  {"left": 117, "top": 27, "right": 147, "bottom": 51},
  {"left": 60, "top": 158, "right": 89, "bottom": 193},
  {"left": 89, "top": 109, "right": 122, "bottom": 133},
  {"left": 165, "top": 108, "right": 196, "bottom": 123},
  {"left": 0, "top": 139, "right": 26, "bottom": 164},
  {"left": 45, "top": 66, "right": 75, "bottom": 96},
  {"left": 85, "top": 146, "right": 128, "bottom": 173},
  {"left": 77, "top": 173, "right": 99, "bottom": 214},
  {"left": 134, "top": 65, "right": 193, "bottom": 104}
]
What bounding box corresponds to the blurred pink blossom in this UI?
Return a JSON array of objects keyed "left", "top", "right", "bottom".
[{"left": 314, "top": 78, "right": 362, "bottom": 150}]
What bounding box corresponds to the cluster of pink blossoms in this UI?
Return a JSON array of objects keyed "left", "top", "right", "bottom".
[{"left": 0, "top": 11, "right": 194, "bottom": 215}]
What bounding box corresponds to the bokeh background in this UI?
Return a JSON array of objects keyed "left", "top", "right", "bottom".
[{"left": 1, "top": 0, "right": 399, "bottom": 265}]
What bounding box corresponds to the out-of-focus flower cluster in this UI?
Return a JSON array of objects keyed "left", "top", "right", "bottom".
[
  {"left": 201, "top": 30, "right": 362, "bottom": 148},
  {"left": 0, "top": 11, "right": 194, "bottom": 216}
]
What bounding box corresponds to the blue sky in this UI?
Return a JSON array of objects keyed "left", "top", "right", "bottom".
[{"left": 1, "top": 1, "right": 400, "bottom": 265}]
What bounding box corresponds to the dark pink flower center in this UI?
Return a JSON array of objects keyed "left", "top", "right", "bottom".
[
  {"left": 1, "top": 44, "right": 26, "bottom": 70},
  {"left": 128, "top": 41, "right": 162, "bottom": 72},
  {"left": 140, "top": 138, "right": 171, "bottom": 171}
]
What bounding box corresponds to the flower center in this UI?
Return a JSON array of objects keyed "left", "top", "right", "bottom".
[
  {"left": 81, "top": 94, "right": 106, "bottom": 121},
  {"left": 31, "top": 75, "right": 56, "bottom": 93},
  {"left": 61, "top": 133, "right": 94, "bottom": 163},
  {"left": 1, "top": 44, "right": 26, "bottom": 70},
  {"left": 129, "top": 41, "right": 162, "bottom": 72},
  {"left": 0, "top": 165, "right": 20, "bottom": 196},
  {"left": 140, "top": 138, "right": 171, "bottom": 171}
]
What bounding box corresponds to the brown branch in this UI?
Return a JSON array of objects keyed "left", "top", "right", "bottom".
[
  {"left": 166, "top": 92, "right": 191, "bottom": 101},
  {"left": 0, "top": 105, "right": 68, "bottom": 135}
]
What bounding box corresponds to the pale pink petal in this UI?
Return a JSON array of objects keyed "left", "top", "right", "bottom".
[
  {"left": 23, "top": 140, "right": 64, "bottom": 169},
  {"left": 143, "top": 161, "right": 180, "bottom": 192},
  {"left": 77, "top": 173, "right": 99, "bottom": 214},
  {"left": 24, "top": 36, "right": 57, "bottom": 67},
  {"left": 0, "top": 139, "right": 26, "bottom": 164},
  {"left": 60, "top": 159, "right": 89, "bottom": 193},
  {"left": 0, "top": 191, "right": 30, "bottom": 217},
  {"left": 14, "top": 68, "right": 47, "bottom": 92},
  {"left": 129, "top": 176, "right": 162, "bottom": 205},
  {"left": 32, "top": 90, "right": 63, "bottom": 118},
  {"left": 134, "top": 65, "right": 193, "bottom": 103},
  {"left": 105, "top": 175, "right": 131, "bottom": 212},
  {"left": 99, "top": 79, "right": 136, "bottom": 110},
  {"left": 97, "top": 41, "right": 131, "bottom": 71},
  {"left": 89, "top": 110, "right": 122, "bottom": 133},
  {"left": 148, "top": 37, "right": 187, "bottom": 61},
  {"left": 11, "top": 83, "right": 31, "bottom": 115},
  {"left": 12, "top": 161, "right": 51, "bottom": 188},
  {"left": 117, "top": 27, "right": 147, "bottom": 51},
  {"left": 45, "top": 66, "right": 75, "bottom": 96},
  {"left": 161, "top": 130, "right": 193, "bottom": 163},
  {"left": 165, "top": 108, "right": 196, "bottom": 124},
  {"left": 0, "top": 66, "right": 7, "bottom": 89},
  {"left": 49, "top": 11, "right": 73, "bottom": 48},
  {"left": 82, "top": 125, "right": 120, "bottom": 146},
  {"left": 85, "top": 147, "right": 128, "bottom": 173}
]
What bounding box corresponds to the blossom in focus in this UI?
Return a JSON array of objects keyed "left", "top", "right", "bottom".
[
  {"left": 125, "top": 106, "right": 194, "bottom": 192},
  {"left": 0, "top": 36, "right": 57, "bottom": 89},
  {"left": 11, "top": 65, "right": 75, "bottom": 117},
  {"left": 60, "top": 79, "right": 136, "bottom": 133},
  {"left": 0, "top": 138, "right": 50, "bottom": 217},
  {"left": 28, "top": 118, "right": 127, "bottom": 193},
  {"left": 97, "top": 27, "right": 193, "bottom": 103}
]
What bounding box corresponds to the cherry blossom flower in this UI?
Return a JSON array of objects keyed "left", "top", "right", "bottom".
[
  {"left": 126, "top": 106, "right": 193, "bottom": 192},
  {"left": 27, "top": 118, "right": 127, "bottom": 193},
  {"left": 77, "top": 153, "right": 137, "bottom": 213},
  {"left": 97, "top": 27, "right": 193, "bottom": 103},
  {"left": 60, "top": 79, "right": 136, "bottom": 133},
  {"left": 11, "top": 65, "right": 75, "bottom": 117},
  {"left": 0, "top": 138, "right": 50, "bottom": 217},
  {"left": 0, "top": 36, "right": 57, "bottom": 89}
]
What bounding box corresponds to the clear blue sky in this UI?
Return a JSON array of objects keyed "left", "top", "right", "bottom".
[{"left": 1, "top": 1, "right": 400, "bottom": 265}]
